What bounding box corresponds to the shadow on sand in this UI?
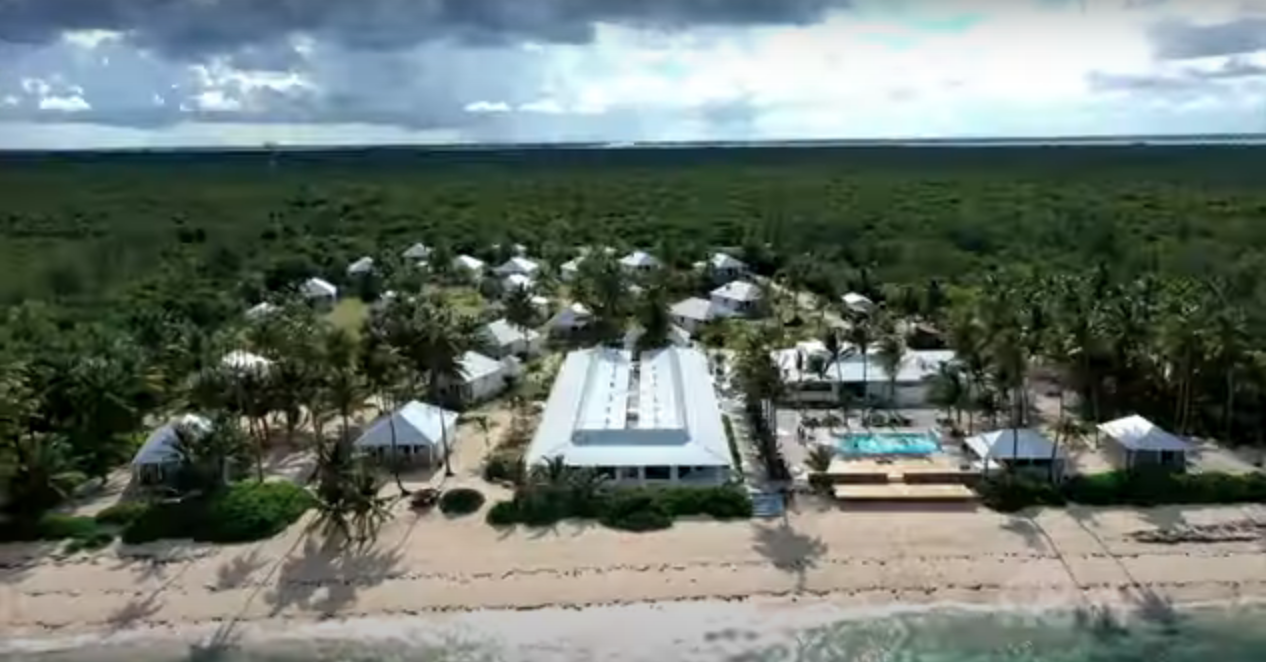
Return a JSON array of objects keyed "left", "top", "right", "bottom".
[
  {"left": 264, "top": 534, "right": 405, "bottom": 617},
  {"left": 751, "top": 520, "right": 828, "bottom": 592}
]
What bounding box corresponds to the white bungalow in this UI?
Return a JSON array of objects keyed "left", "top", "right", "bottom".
[
  {"left": 547, "top": 302, "right": 593, "bottom": 335},
  {"left": 709, "top": 280, "right": 763, "bottom": 317},
  {"left": 452, "top": 254, "right": 486, "bottom": 278},
  {"left": 131, "top": 414, "right": 212, "bottom": 485},
  {"left": 707, "top": 252, "right": 748, "bottom": 281},
  {"left": 964, "top": 428, "right": 1065, "bottom": 476},
  {"left": 511, "top": 243, "right": 528, "bottom": 256},
  {"left": 353, "top": 401, "right": 460, "bottom": 467},
  {"left": 245, "top": 302, "right": 279, "bottom": 321},
  {"left": 493, "top": 256, "right": 541, "bottom": 278},
  {"left": 402, "top": 242, "right": 431, "bottom": 261},
  {"left": 530, "top": 295, "right": 552, "bottom": 315},
  {"left": 1098, "top": 415, "right": 1192, "bottom": 472},
  {"left": 347, "top": 256, "right": 375, "bottom": 276},
  {"left": 437, "top": 351, "right": 513, "bottom": 405},
  {"left": 301, "top": 277, "right": 338, "bottom": 305},
  {"left": 620, "top": 250, "right": 660, "bottom": 273},
  {"left": 221, "top": 350, "right": 273, "bottom": 375},
  {"left": 776, "top": 347, "right": 954, "bottom": 408},
  {"left": 526, "top": 346, "right": 733, "bottom": 485},
  {"left": 482, "top": 318, "right": 544, "bottom": 358},
  {"left": 842, "top": 292, "right": 874, "bottom": 313},
  {"left": 669, "top": 297, "right": 726, "bottom": 333},
  {"left": 560, "top": 258, "right": 582, "bottom": 282},
  {"left": 502, "top": 273, "right": 535, "bottom": 293}
]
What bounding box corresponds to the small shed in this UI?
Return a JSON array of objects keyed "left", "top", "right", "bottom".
[
  {"left": 964, "top": 428, "right": 1065, "bottom": 476},
  {"left": 842, "top": 292, "right": 873, "bottom": 313},
  {"left": 547, "top": 302, "right": 593, "bottom": 335},
  {"left": 502, "top": 273, "right": 535, "bottom": 293},
  {"left": 453, "top": 254, "right": 486, "bottom": 277},
  {"left": 560, "top": 258, "right": 582, "bottom": 281},
  {"left": 708, "top": 252, "right": 748, "bottom": 281},
  {"left": 670, "top": 297, "right": 722, "bottom": 333},
  {"left": 620, "top": 250, "right": 660, "bottom": 272},
  {"left": 709, "top": 280, "right": 763, "bottom": 317},
  {"left": 301, "top": 277, "right": 338, "bottom": 304},
  {"left": 402, "top": 242, "right": 431, "bottom": 261},
  {"left": 438, "top": 351, "right": 512, "bottom": 405},
  {"left": 245, "top": 302, "right": 279, "bottom": 321},
  {"left": 493, "top": 256, "right": 541, "bottom": 278},
  {"left": 347, "top": 256, "right": 375, "bottom": 276},
  {"left": 1098, "top": 415, "right": 1191, "bottom": 472},
  {"left": 131, "top": 414, "right": 212, "bottom": 484},
  {"left": 353, "top": 401, "right": 460, "bottom": 467}
]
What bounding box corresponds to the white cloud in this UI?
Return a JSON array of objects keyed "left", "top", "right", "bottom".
[{"left": 1, "top": 0, "right": 1265, "bottom": 146}]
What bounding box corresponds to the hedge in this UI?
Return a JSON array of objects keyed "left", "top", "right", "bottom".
[
  {"left": 978, "top": 470, "right": 1266, "bottom": 512},
  {"left": 122, "top": 481, "right": 314, "bottom": 544},
  {"left": 486, "top": 484, "right": 753, "bottom": 530},
  {"left": 439, "top": 488, "right": 486, "bottom": 516},
  {"left": 0, "top": 513, "right": 115, "bottom": 551}
]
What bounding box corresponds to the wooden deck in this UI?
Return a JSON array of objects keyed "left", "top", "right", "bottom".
[{"left": 833, "top": 483, "right": 978, "bottom": 502}]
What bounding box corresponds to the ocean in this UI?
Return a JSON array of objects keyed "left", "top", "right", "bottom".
[{"left": 5, "top": 601, "right": 1266, "bottom": 662}]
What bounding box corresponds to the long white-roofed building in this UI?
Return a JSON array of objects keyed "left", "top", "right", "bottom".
[{"left": 526, "top": 346, "right": 735, "bottom": 485}]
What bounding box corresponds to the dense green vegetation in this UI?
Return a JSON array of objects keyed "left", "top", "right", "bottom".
[
  {"left": 5, "top": 144, "right": 1266, "bottom": 532},
  {"left": 978, "top": 471, "right": 1266, "bottom": 512},
  {"left": 438, "top": 487, "right": 486, "bottom": 516}
]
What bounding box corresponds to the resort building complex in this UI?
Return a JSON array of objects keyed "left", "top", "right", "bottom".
[{"left": 527, "top": 346, "right": 734, "bottom": 485}]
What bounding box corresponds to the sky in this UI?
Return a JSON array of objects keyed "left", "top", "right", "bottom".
[{"left": 0, "top": 0, "right": 1265, "bottom": 148}]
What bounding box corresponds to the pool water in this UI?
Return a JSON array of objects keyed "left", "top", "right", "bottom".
[{"left": 837, "top": 431, "right": 939, "bottom": 455}]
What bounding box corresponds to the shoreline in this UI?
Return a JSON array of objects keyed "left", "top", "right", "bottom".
[{"left": 3, "top": 503, "right": 1266, "bottom": 656}]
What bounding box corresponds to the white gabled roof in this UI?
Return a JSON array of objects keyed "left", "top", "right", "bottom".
[
  {"left": 711, "top": 280, "right": 762, "bottom": 303},
  {"left": 670, "top": 297, "right": 719, "bottom": 322},
  {"left": 402, "top": 242, "right": 431, "bottom": 260},
  {"left": 347, "top": 256, "right": 374, "bottom": 275},
  {"left": 561, "top": 258, "right": 582, "bottom": 272},
  {"left": 483, "top": 318, "right": 540, "bottom": 348},
  {"left": 494, "top": 256, "right": 540, "bottom": 276},
  {"left": 710, "top": 252, "right": 746, "bottom": 270},
  {"left": 245, "top": 302, "right": 279, "bottom": 320},
  {"left": 842, "top": 292, "right": 873, "bottom": 309},
  {"left": 459, "top": 351, "right": 506, "bottom": 384},
  {"left": 965, "top": 428, "right": 1062, "bottom": 461},
  {"left": 503, "top": 273, "right": 535, "bottom": 291},
  {"left": 454, "top": 254, "right": 485, "bottom": 271},
  {"left": 133, "top": 414, "right": 211, "bottom": 466},
  {"left": 353, "top": 401, "right": 459, "bottom": 450},
  {"left": 1098, "top": 415, "right": 1191, "bottom": 452},
  {"left": 221, "top": 350, "right": 273, "bottom": 374},
  {"left": 829, "top": 349, "right": 955, "bottom": 384},
  {"left": 549, "top": 302, "right": 592, "bottom": 329},
  {"left": 526, "top": 347, "right": 732, "bottom": 468},
  {"left": 301, "top": 277, "right": 338, "bottom": 299},
  {"left": 620, "top": 250, "right": 660, "bottom": 268}
]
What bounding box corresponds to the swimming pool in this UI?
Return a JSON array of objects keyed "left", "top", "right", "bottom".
[{"left": 836, "top": 431, "right": 939, "bottom": 455}]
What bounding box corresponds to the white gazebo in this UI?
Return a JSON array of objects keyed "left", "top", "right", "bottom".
[
  {"left": 245, "top": 302, "right": 279, "bottom": 320},
  {"left": 547, "top": 302, "right": 593, "bottom": 335},
  {"left": 494, "top": 256, "right": 540, "bottom": 278},
  {"left": 964, "top": 428, "right": 1065, "bottom": 476},
  {"left": 347, "top": 256, "right": 375, "bottom": 276},
  {"left": 301, "top": 277, "right": 338, "bottom": 304},
  {"left": 402, "top": 242, "right": 431, "bottom": 261},
  {"left": 620, "top": 250, "right": 660, "bottom": 272},
  {"left": 1098, "top": 415, "right": 1192, "bottom": 471},
  {"left": 353, "top": 401, "right": 460, "bottom": 467},
  {"left": 131, "top": 414, "right": 212, "bottom": 484}
]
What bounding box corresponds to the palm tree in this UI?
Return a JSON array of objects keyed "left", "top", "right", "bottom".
[
  {"left": 805, "top": 445, "right": 834, "bottom": 473},
  {"left": 844, "top": 310, "right": 873, "bottom": 416},
  {"left": 634, "top": 288, "right": 672, "bottom": 351},
  {"left": 504, "top": 285, "right": 537, "bottom": 335},
  {"left": 359, "top": 330, "right": 409, "bottom": 496},
  {"left": 821, "top": 329, "right": 846, "bottom": 427},
  {"left": 928, "top": 362, "right": 968, "bottom": 430},
  {"left": 875, "top": 326, "right": 907, "bottom": 411},
  {"left": 169, "top": 414, "right": 247, "bottom": 496},
  {"left": 573, "top": 251, "right": 627, "bottom": 342}
]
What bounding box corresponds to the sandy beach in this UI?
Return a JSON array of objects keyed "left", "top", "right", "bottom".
[{"left": 3, "top": 500, "right": 1266, "bottom": 655}]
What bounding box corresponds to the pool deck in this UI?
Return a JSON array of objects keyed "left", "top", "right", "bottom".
[
  {"left": 827, "top": 455, "right": 969, "bottom": 476},
  {"left": 832, "top": 483, "right": 978, "bottom": 502}
]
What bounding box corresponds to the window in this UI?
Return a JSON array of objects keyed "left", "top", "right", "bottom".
[
  {"left": 678, "top": 466, "right": 695, "bottom": 480},
  {"left": 596, "top": 466, "right": 617, "bottom": 480},
  {"left": 619, "top": 467, "right": 640, "bottom": 481},
  {"left": 645, "top": 466, "right": 672, "bottom": 480}
]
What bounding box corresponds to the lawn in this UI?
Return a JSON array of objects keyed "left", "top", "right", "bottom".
[
  {"left": 440, "top": 286, "right": 488, "bottom": 316},
  {"left": 326, "top": 298, "right": 370, "bottom": 335}
]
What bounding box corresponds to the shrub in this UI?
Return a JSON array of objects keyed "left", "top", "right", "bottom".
[
  {"left": 600, "top": 491, "right": 672, "bottom": 532},
  {"left": 122, "top": 481, "right": 314, "bottom": 544},
  {"left": 439, "top": 488, "right": 486, "bottom": 516},
  {"left": 486, "top": 500, "right": 519, "bottom": 527},
  {"left": 977, "top": 475, "right": 1066, "bottom": 512},
  {"left": 483, "top": 450, "right": 526, "bottom": 485},
  {"left": 1064, "top": 470, "right": 1266, "bottom": 507},
  {"left": 655, "top": 486, "right": 752, "bottom": 519},
  {"left": 95, "top": 501, "right": 150, "bottom": 527},
  {"left": 36, "top": 514, "right": 102, "bottom": 540}
]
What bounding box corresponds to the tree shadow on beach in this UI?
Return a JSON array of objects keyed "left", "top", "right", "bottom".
[
  {"left": 1001, "top": 515, "right": 1050, "bottom": 553},
  {"left": 214, "top": 549, "right": 269, "bottom": 591},
  {"left": 264, "top": 535, "right": 404, "bottom": 617},
  {"left": 751, "top": 520, "right": 828, "bottom": 593}
]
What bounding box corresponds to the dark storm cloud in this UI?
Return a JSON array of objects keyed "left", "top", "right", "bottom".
[
  {"left": 1148, "top": 16, "right": 1266, "bottom": 59},
  {"left": 0, "top": 0, "right": 851, "bottom": 58},
  {"left": 1088, "top": 56, "right": 1266, "bottom": 93}
]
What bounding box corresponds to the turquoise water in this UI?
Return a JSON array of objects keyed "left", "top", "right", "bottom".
[
  {"left": 837, "top": 431, "right": 939, "bottom": 455},
  {"left": 9, "top": 605, "right": 1266, "bottom": 662}
]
